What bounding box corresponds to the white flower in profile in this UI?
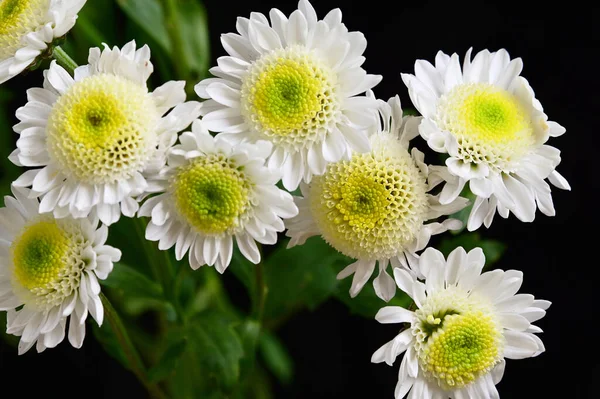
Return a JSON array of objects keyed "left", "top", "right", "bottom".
[
  {"left": 195, "top": 0, "right": 382, "bottom": 190},
  {"left": 285, "top": 96, "right": 467, "bottom": 301},
  {"left": 139, "top": 120, "right": 298, "bottom": 272},
  {"left": 0, "top": 186, "right": 121, "bottom": 354},
  {"left": 10, "top": 40, "right": 202, "bottom": 225},
  {"left": 372, "top": 246, "right": 549, "bottom": 398},
  {"left": 0, "top": 0, "right": 86, "bottom": 84},
  {"left": 402, "top": 48, "right": 570, "bottom": 231}
]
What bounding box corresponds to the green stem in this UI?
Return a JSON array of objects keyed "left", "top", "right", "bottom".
[
  {"left": 52, "top": 46, "right": 78, "bottom": 75},
  {"left": 100, "top": 293, "right": 168, "bottom": 399},
  {"left": 162, "top": 0, "right": 189, "bottom": 80}
]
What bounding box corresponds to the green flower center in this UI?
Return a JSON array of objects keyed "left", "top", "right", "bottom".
[
  {"left": 420, "top": 312, "right": 501, "bottom": 389},
  {"left": 12, "top": 220, "right": 69, "bottom": 290},
  {"left": 10, "top": 218, "right": 89, "bottom": 310},
  {"left": 172, "top": 154, "right": 251, "bottom": 236},
  {"left": 241, "top": 46, "right": 339, "bottom": 149},
  {"left": 412, "top": 287, "right": 503, "bottom": 390},
  {"left": 436, "top": 83, "right": 535, "bottom": 171},
  {"left": 309, "top": 133, "right": 428, "bottom": 260},
  {"left": 47, "top": 73, "right": 159, "bottom": 184},
  {"left": 0, "top": 0, "right": 49, "bottom": 61}
]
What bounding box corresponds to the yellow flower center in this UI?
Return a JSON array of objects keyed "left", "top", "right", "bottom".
[
  {"left": 10, "top": 218, "right": 90, "bottom": 310},
  {"left": 309, "top": 133, "right": 428, "bottom": 260},
  {"left": 0, "top": 0, "right": 49, "bottom": 61},
  {"left": 47, "top": 73, "right": 159, "bottom": 184},
  {"left": 436, "top": 83, "right": 535, "bottom": 172},
  {"left": 241, "top": 46, "right": 339, "bottom": 150},
  {"left": 172, "top": 154, "right": 251, "bottom": 236},
  {"left": 412, "top": 287, "right": 503, "bottom": 390}
]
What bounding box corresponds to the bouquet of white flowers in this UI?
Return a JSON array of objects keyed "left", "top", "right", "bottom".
[{"left": 0, "top": 1, "right": 572, "bottom": 398}]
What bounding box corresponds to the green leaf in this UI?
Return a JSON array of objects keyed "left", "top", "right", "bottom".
[
  {"left": 439, "top": 232, "right": 507, "bottom": 267},
  {"left": 173, "top": 0, "right": 211, "bottom": 82},
  {"left": 168, "top": 311, "right": 244, "bottom": 398},
  {"left": 101, "top": 262, "right": 163, "bottom": 299},
  {"left": 100, "top": 262, "right": 176, "bottom": 317},
  {"left": 148, "top": 338, "right": 188, "bottom": 383},
  {"left": 263, "top": 237, "right": 342, "bottom": 320},
  {"left": 64, "top": 0, "right": 118, "bottom": 58},
  {"left": 258, "top": 331, "right": 294, "bottom": 385},
  {"left": 116, "top": 0, "right": 171, "bottom": 52},
  {"left": 478, "top": 239, "right": 507, "bottom": 266},
  {"left": 334, "top": 275, "right": 412, "bottom": 319},
  {"left": 237, "top": 319, "right": 261, "bottom": 379}
]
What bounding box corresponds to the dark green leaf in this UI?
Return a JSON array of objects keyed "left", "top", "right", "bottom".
[
  {"left": 237, "top": 319, "right": 261, "bottom": 379},
  {"left": 168, "top": 311, "right": 244, "bottom": 397},
  {"left": 116, "top": 0, "right": 171, "bottom": 52},
  {"left": 263, "top": 237, "right": 342, "bottom": 320},
  {"left": 258, "top": 331, "right": 294, "bottom": 385},
  {"left": 173, "top": 0, "right": 211, "bottom": 82},
  {"left": 101, "top": 262, "right": 163, "bottom": 299},
  {"left": 148, "top": 338, "right": 188, "bottom": 383},
  {"left": 402, "top": 107, "right": 420, "bottom": 116}
]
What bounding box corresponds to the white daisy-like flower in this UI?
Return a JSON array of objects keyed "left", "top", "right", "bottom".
[
  {"left": 372, "top": 246, "right": 549, "bottom": 398},
  {"left": 139, "top": 120, "right": 298, "bottom": 272},
  {"left": 195, "top": 0, "right": 382, "bottom": 190},
  {"left": 285, "top": 96, "right": 468, "bottom": 301},
  {"left": 402, "top": 48, "right": 570, "bottom": 231},
  {"left": 0, "top": 186, "right": 121, "bottom": 354},
  {"left": 9, "top": 40, "right": 202, "bottom": 225},
  {"left": 0, "top": 0, "right": 86, "bottom": 84}
]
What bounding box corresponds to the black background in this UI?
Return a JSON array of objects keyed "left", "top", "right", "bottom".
[{"left": 0, "top": 0, "right": 598, "bottom": 398}]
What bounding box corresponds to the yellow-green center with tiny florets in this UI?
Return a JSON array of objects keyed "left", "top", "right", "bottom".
[
  {"left": 309, "top": 134, "right": 429, "bottom": 260},
  {"left": 0, "top": 0, "right": 49, "bottom": 61},
  {"left": 436, "top": 83, "right": 535, "bottom": 171},
  {"left": 412, "top": 287, "right": 503, "bottom": 390},
  {"left": 12, "top": 220, "right": 69, "bottom": 291},
  {"left": 10, "top": 218, "right": 89, "bottom": 310},
  {"left": 47, "top": 73, "right": 159, "bottom": 184},
  {"left": 172, "top": 154, "right": 251, "bottom": 236},
  {"left": 241, "top": 46, "right": 339, "bottom": 149}
]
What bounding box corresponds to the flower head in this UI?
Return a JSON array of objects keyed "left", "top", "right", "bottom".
[
  {"left": 0, "top": 186, "right": 121, "bottom": 354},
  {"left": 195, "top": 0, "right": 382, "bottom": 190},
  {"left": 285, "top": 96, "right": 467, "bottom": 300},
  {"left": 1, "top": 0, "right": 86, "bottom": 84},
  {"left": 372, "top": 247, "right": 549, "bottom": 398},
  {"left": 139, "top": 121, "right": 298, "bottom": 272},
  {"left": 402, "top": 48, "right": 570, "bottom": 230},
  {"left": 10, "top": 40, "right": 202, "bottom": 225}
]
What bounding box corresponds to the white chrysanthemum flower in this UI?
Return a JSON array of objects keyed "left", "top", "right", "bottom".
[
  {"left": 1, "top": 0, "right": 86, "bottom": 84},
  {"left": 195, "top": 0, "right": 382, "bottom": 190},
  {"left": 139, "top": 120, "right": 298, "bottom": 272},
  {"left": 0, "top": 186, "right": 121, "bottom": 354},
  {"left": 285, "top": 96, "right": 468, "bottom": 301},
  {"left": 9, "top": 40, "right": 202, "bottom": 225},
  {"left": 372, "top": 246, "right": 549, "bottom": 398},
  {"left": 402, "top": 48, "right": 570, "bottom": 231}
]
